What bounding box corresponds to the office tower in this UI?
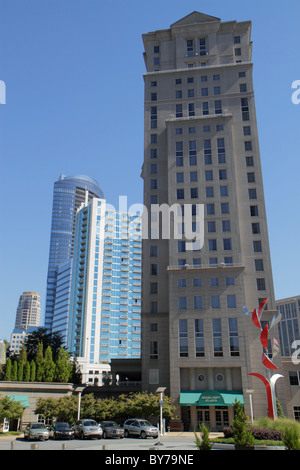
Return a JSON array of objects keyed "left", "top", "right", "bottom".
[
  {"left": 44, "top": 174, "right": 104, "bottom": 333},
  {"left": 141, "top": 12, "right": 286, "bottom": 429},
  {"left": 275, "top": 295, "right": 300, "bottom": 421},
  {"left": 51, "top": 259, "right": 73, "bottom": 345},
  {"left": 14, "top": 291, "right": 41, "bottom": 330},
  {"left": 67, "top": 197, "right": 142, "bottom": 366}
]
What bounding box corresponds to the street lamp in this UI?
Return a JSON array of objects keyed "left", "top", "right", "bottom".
[
  {"left": 156, "top": 387, "right": 167, "bottom": 444},
  {"left": 75, "top": 386, "right": 86, "bottom": 421},
  {"left": 245, "top": 389, "right": 254, "bottom": 424}
]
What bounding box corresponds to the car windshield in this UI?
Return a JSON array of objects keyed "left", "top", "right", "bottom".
[
  {"left": 32, "top": 424, "right": 46, "bottom": 429},
  {"left": 138, "top": 421, "right": 152, "bottom": 427},
  {"left": 56, "top": 423, "right": 70, "bottom": 429},
  {"left": 104, "top": 421, "right": 118, "bottom": 427},
  {"left": 83, "top": 420, "right": 98, "bottom": 426}
]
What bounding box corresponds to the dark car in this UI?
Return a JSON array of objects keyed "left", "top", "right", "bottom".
[
  {"left": 101, "top": 421, "right": 124, "bottom": 439},
  {"left": 51, "top": 422, "right": 75, "bottom": 440}
]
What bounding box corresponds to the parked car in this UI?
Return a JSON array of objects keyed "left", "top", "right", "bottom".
[
  {"left": 50, "top": 422, "right": 75, "bottom": 440},
  {"left": 24, "top": 423, "right": 50, "bottom": 441},
  {"left": 73, "top": 419, "right": 103, "bottom": 439},
  {"left": 123, "top": 419, "right": 158, "bottom": 439},
  {"left": 101, "top": 421, "right": 124, "bottom": 439}
]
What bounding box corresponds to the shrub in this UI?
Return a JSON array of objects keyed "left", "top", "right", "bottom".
[
  {"left": 223, "top": 426, "right": 282, "bottom": 441},
  {"left": 194, "top": 423, "right": 213, "bottom": 450},
  {"left": 282, "top": 427, "right": 300, "bottom": 450}
]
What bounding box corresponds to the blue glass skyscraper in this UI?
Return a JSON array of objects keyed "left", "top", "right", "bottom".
[
  {"left": 67, "top": 197, "right": 142, "bottom": 364},
  {"left": 44, "top": 174, "right": 104, "bottom": 332}
]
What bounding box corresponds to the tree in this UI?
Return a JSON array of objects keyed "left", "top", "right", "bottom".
[
  {"left": 3, "top": 358, "right": 12, "bottom": 381},
  {"left": 17, "top": 362, "right": 23, "bottom": 381},
  {"left": 0, "top": 396, "right": 24, "bottom": 422},
  {"left": 232, "top": 399, "right": 254, "bottom": 448},
  {"left": 30, "top": 360, "right": 36, "bottom": 382},
  {"left": 55, "top": 348, "right": 73, "bottom": 382},
  {"left": 35, "top": 398, "right": 58, "bottom": 423},
  {"left": 35, "top": 342, "right": 43, "bottom": 382},
  {"left": 43, "top": 346, "right": 56, "bottom": 382},
  {"left": 11, "top": 361, "right": 18, "bottom": 381},
  {"left": 23, "top": 362, "right": 31, "bottom": 382},
  {"left": 23, "top": 328, "right": 64, "bottom": 361}
]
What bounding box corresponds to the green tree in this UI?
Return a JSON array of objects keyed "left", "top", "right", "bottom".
[
  {"left": 0, "top": 396, "right": 24, "bottom": 422},
  {"left": 30, "top": 360, "right": 36, "bottom": 382},
  {"left": 24, "top": 328, "right": 64, "bottom": 361},
  {"left": 17, "top": 362, "right": 23, "bottom": 381},
  {"left": 56, "top": 396, "right": 78, "bottom": 423},
  {"left": 23, "top": 362, "right": 31, "bottom": 382},
  {"left": 54, "top": 347, "right": 73, "bottom": 382},
  {"left": 35, "top": 342, "right": 43, "bottom": 382},
  {"left": 232, "top": 399, "right": 254, "bottom": 448},
  {"left": 18, "top": 345, "right": 27, "bottom": 366},
  {"left": 43, "top": 346, "right": 56, "bottom": 382},
  {"left": 34, "top": 397, "right": 58, "bottom": 423},
  {"left": 11, "top": 361, "right": 18, "bottom": 381},
  {"left": 3, "top": 358, "right": 12, "bottom": 381}
]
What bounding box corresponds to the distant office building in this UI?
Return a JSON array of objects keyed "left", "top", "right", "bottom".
[
  {"left": 141, "top": 12, "right": 286, "bottom": 429},
  {"left": 44, "top": 174, "right": 104, "bottom": 332},
  {"left": 9, "top": 326, "right": 38, "bottom": 355},
  {"left": 276, "top": 295, "right": 300, "bottom": 421},
  {"left": 67, "top": 197, "right": 142, "bottom": 365},
  {"left": 14, "top": 292, "right": 41, "bottom": 330},
  {"left": 51, "top": 259, "right": 73, "bottom": 345}
]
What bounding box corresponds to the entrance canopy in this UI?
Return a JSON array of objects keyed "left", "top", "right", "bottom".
[
  {"left": 180, "top": 390, "right": 244, "bottom": 406},
  {"left": 7, "top": 395, "right": 29, "bottom": 408}
]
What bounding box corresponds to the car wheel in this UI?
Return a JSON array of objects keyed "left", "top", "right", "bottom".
[
  {"left": 124, "top": 429, "right": 129, "bottom": 438},
  {"left": 140, "top": 431, "right": 147, "bottom": 439}
]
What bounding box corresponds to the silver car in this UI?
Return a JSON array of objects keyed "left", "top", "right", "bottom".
[
  {"left": 123, "top": 419, "right": 158, "bottom": 439},
  {"left": 74, "top": 419, "right": 103, "bottom": 439},
  {"left": 101, "top": 421, "right": 124, "bottom": 439},
  {"left": 24, "top": 423, "right": 50, "bottom": 441}
]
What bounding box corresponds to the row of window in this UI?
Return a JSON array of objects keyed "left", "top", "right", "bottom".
[{"left": 151, "top": 83, "right": 247, "bottom": 102}]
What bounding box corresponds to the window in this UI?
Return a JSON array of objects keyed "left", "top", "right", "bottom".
[
  {"left": 151, "top": 92, "right": 157, "bottom": 101},
  {"left": 150, "top": 323, "right": 158, "bottom": 332},
  {"left": 246, "top": 156, "right": 254, "bottom": 166},
  {"left": 222, "top": 220, "right": 231, "bottom": 232},
  {"left": 150, "top": 148, "right": 157, "bottom": 158},
  {"left": 255, "top": 259, "right": 264, "bottom": 271},
  {"left": 154, "top": 45, "right": 160, "bottom": 53},
  {"left": 150, "top": 245, "right": 158, "bottom": 257},
  {"left": 178, "top": 296, "right": 187, "bottom": 310},
  {"left": 235, "top": 48, "right": 242, "bottom": 56},
  {"left": 189, "top": 126, "right": 195, "bottom": 133},
  {"left": 205, "top": 170, "right": 213, "bottom": 181},
  {"left": 226, "top": 277, "right": 234, "bottom": 286},
  {"left": 210, "top": 277, "right": 219, "bottom": 287},
  {"left": 211, "top": 295, "right": 220, "bottom": 308},
  {"left": 150, "top": 134, "right": 157, "bottom": 143},
  {"left": 248, "top": 188, "right": 257, "bottom": 199},
  {"left": 187, "top": 39, "right": 194, "bottom": 56},
  {"left": 195, "top": 319, "right": 204, "bottom": 357},
  {"left": 247, "top": 172, "right": 255, "bottom": 183},
  {"left": 199, "top": 38, "right": 206, "bottom": 55},
  {"left": 200, "top": 75, "right": 207, "bottom": 82},
  {"left": 217, "top": 138, "right": 226, "bottom": 163},
  {"left": 219, "top": 169, "right": 227, "bottom": 180},
  {"left": 188, "top": 103, "right": 195, "bottom": 116},
  {"left": 221, "top": 202, "right": 229, "bottom": 214},
  {"left": 202, "top": 102, "right": 209, "bottom": 115},
  {"left": 223, "top": 238, "right": 232, "bottom": 250},
  {"left": 176, "top": 104, "right": 183, "bottom": 118},
  {"left": 201, "top": 87, "right": 208, "bottom": 97},
  {"left": 178, "top": 240, "right": 186, "bottom": 252},
  {"left": 252, "top": 222, "right": 260, "bottom": 234},
  {"left": 208, "top": 239, "right": 217, "bottom": 251},
  {"left": 204, "top": 139, "right": 212, "bottom": 164},
  {"left": 250, "top": 205, "right": 258, "bottom": 216},
  {"left": 207, "top": 203, "right": 215, "bottom": 215},
  {"left": 207, "top": 221, "right": 216, "bottom": 232},
  {"left": 188, "top": 89, "right": 194, "bottom": 98},
  {"left": 190, "top": 171, "right": 197, "bottom": 182},
  {"left": 189, "top": 141, "right": 197, "bottom": 165},
  {"left": 179, "top": 319, "right": 188, "bottom": 357},
  {"left": 220, "top": 186, "right": 228, "bottom": 197},
  {"left": 150, "top": 264, "right": 158, "bottom": 275},
  {"left": 150, "top": 341, "right": 158, "bottom": 359},
  {"left": 150, "top": 301, "right": 158, "bottom": 314},
  {"left": 176, "top": 172, "right": 184, "bottom": 183},
  {"left": 150, "top": 107, "right": 157, "bottom": 128},
  {"left": 214, "top": 100, "right": 222, "bottom": 114},
  {"left": 256, "top": 278, "right": 266, "bottom": 291},
  {"left": 175, "top": 78, "right": 182, "bottom": 85},
  {"left": 243, "top": 126, "right": 251, "bottom": 136},
  {"left": 203, "top": 125, "right": 210, "bottom": 132},
  {"left": 227, "top": 295, "right": 236, "bottom": 308},
  {"left": 178, "top": 279, "right": 186, "bottom": 288},
  {"left": 150, "top": 282, "right": 158, "bottom": 294},
  {"left": 239, "top": 71, "right": 246, "bottom": 78},
  {"left": 175, "top": 90, "right": 182, "bottom": 99},
  {"left": 193, "top": 278, "right": 202, "bottom": 287},
  {"left": 228, "top": 318, "right": 239, "bottom": 356},
  {"left": 244, "top": 141, "right": 253, "bottom": 151},
  {"left": 214, "top": 86, "right": 221, "bottom": 95},
  {"left": 253, "top": 240, "right": 262, "bottom": 252},
  {"left": 234, "top": 36, "right": 241, "bottom": 44},
  {"left": 213, "top": 74, "right": 220, "bottom": 80},
  {"left": 212, "top": 318, "right": 223, "bottom": 356},
  {"left": 206, "top": 187, "right": 214, "bottom": 198},
  {"left": 191, "top": 187, "right": 198, "bottom": 199},
  {"left": 177, "top": 188, "right": 184, "bottom": 200},
  {"left": 150, "top": 179, "right": 157, "bottom": 189},
  {"left": 240, "top": 84, "right": 247, "bottom": 92},
  {"left": 241, "top": 98, "right": 249, "bottom": 121},
  {"left": 194, "top": 296, "right": 203, "bottom": 309}
]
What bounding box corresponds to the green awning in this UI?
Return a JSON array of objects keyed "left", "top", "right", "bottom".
[
  {"left": 7, "top": 395, "right": 29, "bottom": 408},
  {"left": 180, "top": 390, "right": 244, "bottom": 406}
]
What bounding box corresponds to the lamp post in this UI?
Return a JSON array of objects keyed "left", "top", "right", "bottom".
[
  {"left": 155, "top": 387, "right": 166, "bottom": 445},
  {"left": 75, "top": 386, "right": 86, "bottom": 421},
  {"left": 245, "top": 389, "right": 254, "bottom": 423}
]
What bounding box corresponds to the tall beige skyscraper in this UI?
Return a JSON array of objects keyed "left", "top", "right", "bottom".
[
  {"left": 141, "top": 12, "right": 286, "bottom": 430},
  {"left": 14, "top": 291, "right": 41, "bottom": 330}
]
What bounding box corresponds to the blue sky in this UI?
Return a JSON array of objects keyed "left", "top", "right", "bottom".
[{"left": 0, "top": 0, "right": 299, "bottom": 340}]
